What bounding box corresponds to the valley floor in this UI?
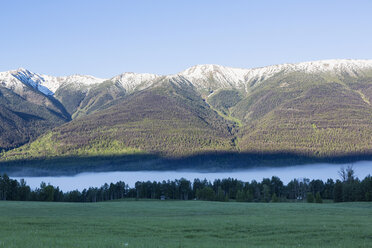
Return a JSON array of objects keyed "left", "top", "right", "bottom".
[{"left": 0, "top": 201, "right": 371, "bottom": 247}]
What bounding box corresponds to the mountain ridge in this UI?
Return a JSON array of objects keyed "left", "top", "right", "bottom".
[
  {"left": 2, "top": 59, "right": 372, "bottom": 171},
  {"left": 2, "top": 59, "right": 372, "bottom": 98}
]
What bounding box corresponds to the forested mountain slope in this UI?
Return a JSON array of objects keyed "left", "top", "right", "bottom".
[
  {"left": 2, "top": 77, "right": 236, "bottom": 161},
  {"left": 2, "top": 59, "right": 372, "bottom": 167},
  {"left": 0, "top": 69, "right": 71, "bottom": 151},
  {"left": 231, "top": 71, "right": 372, "bottom": 156}
]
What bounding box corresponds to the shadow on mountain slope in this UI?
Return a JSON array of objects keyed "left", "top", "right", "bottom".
[{"left": 1, "top": 151, "right": 372, "bottom": 176}]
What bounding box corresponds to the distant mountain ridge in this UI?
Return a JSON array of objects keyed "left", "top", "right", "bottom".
[
  {"left": 3, "top": 59, "right": 372, "bottom": 98},
  {"left": 1, "top": 59, "right": 372, "bottom": 169}
]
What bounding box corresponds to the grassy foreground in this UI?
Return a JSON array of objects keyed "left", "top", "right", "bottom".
[{"left": 0, "top": 201, "right": 371, "bottom": 248}]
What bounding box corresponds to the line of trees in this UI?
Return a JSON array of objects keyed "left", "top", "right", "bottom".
[{"left": 0, "top": 167, "right": 371, "bottom": 203}]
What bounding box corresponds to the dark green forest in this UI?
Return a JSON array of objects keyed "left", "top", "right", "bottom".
[{"left": 1, "top": 166, "right": 371, "bottom": 203}]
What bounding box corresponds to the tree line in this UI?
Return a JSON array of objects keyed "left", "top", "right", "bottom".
[{"left": 0, "top": 167, "right": 371, "bottom": 203}]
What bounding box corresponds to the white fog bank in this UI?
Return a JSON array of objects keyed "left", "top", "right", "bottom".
[{"left": 12, "top": 161, "right": 372, "bottom": 192}]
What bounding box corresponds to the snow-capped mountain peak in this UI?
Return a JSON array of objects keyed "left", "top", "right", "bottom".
[
  {"left": 178, "top": 64, "right": 249, "bottom": 91},
  {"left": 110, "top": 72, "right": 160, "bottom": 92},
  {"left": 0, "top": 69, "right": 26, "bottom": 94},
  {"left": 0, "top": 68, "right": 108, "bottom": 96},
  {"left": 2, "top": 59, "right": 372, "bottom": 97},
  {"left": 58, "top": 74, "right": 106, "bottom": 87},
  {"left": 290, "top": 59, "right": 372, "bottom": 75},
  {"left": 238, "top": 59, "right": 372, "bottom": 88},
  {"left": 245, "top": 59, "right": 372, "bottom": 78},
  {"left": 174, "top": 59, "right": 372, "bottom": 92},
  {"left": 11, "top": 68, "right": 54, "bottom": 96}
]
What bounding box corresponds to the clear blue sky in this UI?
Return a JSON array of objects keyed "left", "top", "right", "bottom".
[{"left": 1, "top": 0, "right": 371, "bottom": 78}]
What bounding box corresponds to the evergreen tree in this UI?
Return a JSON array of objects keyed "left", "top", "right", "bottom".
[
  {"left": 306, "top": 193, "right": 314, "bottom": 203},
  {"left": 333, "top": 180, "right": 343, "bottom": 202},
  {"left": 315, "top": 192, "right": 323, "bottom": 203},
  {"left": 271, "top": 193, "right": 279, "bottom": 203}
]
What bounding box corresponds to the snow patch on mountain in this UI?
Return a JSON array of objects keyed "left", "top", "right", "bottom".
[
  {"left": 0, "top": 68, "right": 107, "bottom": 96},
  {"left": 56, "top": 75, "right": 106, "bottom": 91},
  {"left": 11, "top": 68, "right": 55, "bottom": 95},
  {"left": 179, "top": 64, "right": 248, "bottom": 91},
  {"left": 59, "top": 75, "right": 106, "bottom": 86},
  {"left": 111, "top": 72, "right": 160, "bottom": 92},
  {"left": 244, "top": 59, "right": 372, "bottom": 86},
  {"left": 179, "top": 59, "right": 372, "bottom": 92},
  {"left": 0, "top": 70, "right": 27, "bottom": 94},
  {"left": 163, "top": 74, "right": 194, "bottom": 89},
  {"left": 292, "top": 59, "right": 372, "bottom": 76}
]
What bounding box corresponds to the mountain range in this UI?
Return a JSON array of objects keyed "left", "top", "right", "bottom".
[{"left": 1, "top": 59, "right": 372, "bottom": 172}]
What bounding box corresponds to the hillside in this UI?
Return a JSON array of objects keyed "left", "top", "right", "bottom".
[
  {"left": 232, "top": 71, "right": 372, "bottom": 156},
  {"left": 0, "top": 69, "right": 71, "bottom": 151},
  {"left": 2, "top": 77, "right": 235, "bottom": 161},
  {"left": 2, "top": 59, "right": 372, "bottom": 170}
]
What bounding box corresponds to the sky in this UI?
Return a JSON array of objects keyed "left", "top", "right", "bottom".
[{"left": 0, "top": 0, "right": 371, "bottom": 78}]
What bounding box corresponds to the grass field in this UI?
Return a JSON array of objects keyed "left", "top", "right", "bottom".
[{"left": 0, "top": 201, "right": 371, "bottom": 248}]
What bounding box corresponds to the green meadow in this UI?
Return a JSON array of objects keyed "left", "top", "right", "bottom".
[{"left": 0, "top": 200, "right": 371, "bottom": 248}]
